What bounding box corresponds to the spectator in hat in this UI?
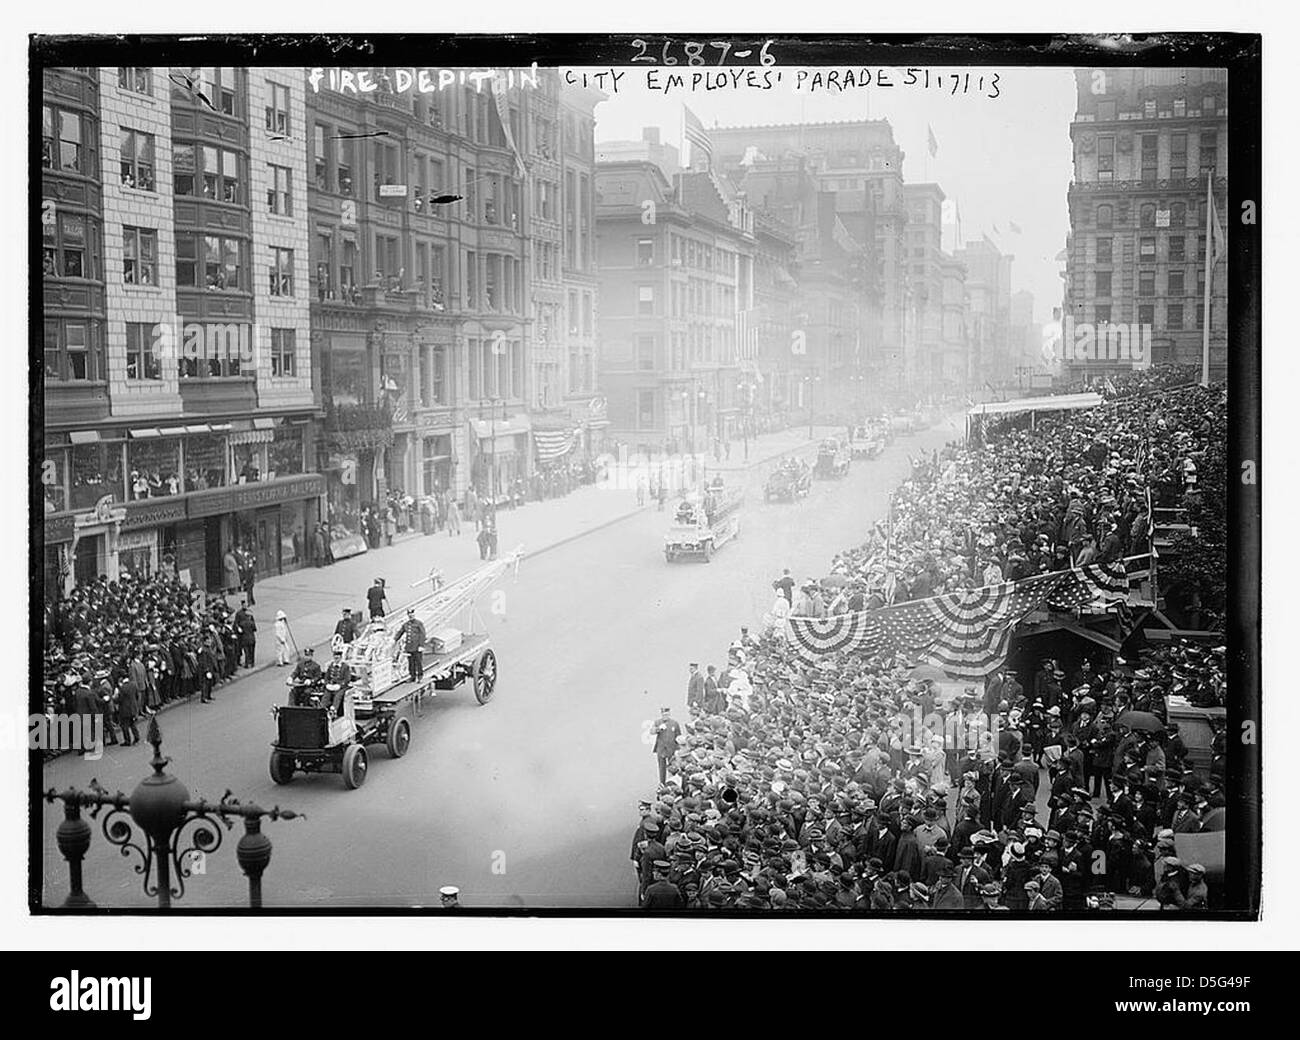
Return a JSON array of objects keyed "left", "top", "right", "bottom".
[
  {"left": 1025, "top": 878, "right": 1051, "bottom": 911},
  {"left": 1184, "top": 864, "right": 1209, "bottom": 910},
  {"left": 652, "top": 707, "right": 682, "bottom": 786},
  {"left": 642, "top": 860, "right": 684, "bottom": 909},
  {"left": 366, "top": 578, "right": 389, "bottom": 621},
  {"left": 1035, "top": 859, "right": 1063, "bottom": 910}
]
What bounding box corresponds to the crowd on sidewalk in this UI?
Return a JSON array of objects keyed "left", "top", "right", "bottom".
[{"left": 635, "top": 373, "right": 1228, "bottom": 911}]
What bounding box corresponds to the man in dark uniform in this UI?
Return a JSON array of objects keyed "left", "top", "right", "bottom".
[
  {"left": 395, "top": 607, "right": 427, "bottom": 682},
  {"left": 686, "top": 663, "right": 704, "bottom": 712},
  {"left": 116, "top": 675, "right": 141, "bottom": 746},
  {"left": 321, "top": 649, "right": 353, "bottom": 716},
  {"left": 642, "top": 860, "right": 684, "bottom": 909},
  {"left": 234, "top": 602, "right": 257, "bottom": 668},
  {"left": 334, "top": 608, "right": 358, "bottom": 644},
  {"left": 289, "top": 648, "right": 322, "bottom": 705},
  {"left": 366, "top": 578, "right": 389, "bottom": 620}
]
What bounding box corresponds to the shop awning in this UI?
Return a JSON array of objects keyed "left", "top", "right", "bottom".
[
  {"left": 253, "top": 417, "right": 276, "bottom": 430},
  {"left": 229, "top": 428, "right": 274, "bottom": 445},
  {"left": 69, "top": 430, "right": 101, "bottom": 444},
  {"left": 966, "top": 392, "right": 1103, "bottom": 418},
  {"left": 159, "top": 426, "right": 187, "bottom": 436},
  {"left": 128, "top": 428, "right": 161, "bottom": 439}
]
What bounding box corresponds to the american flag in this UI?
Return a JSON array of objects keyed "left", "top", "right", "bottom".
[
  {"left": 683, "top": 105, "right": 712, "bottom": 168},
  {"left": 788, "top": 565, "right": 1133, "bottom": 678}
]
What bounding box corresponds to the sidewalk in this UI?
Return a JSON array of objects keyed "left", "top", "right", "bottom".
[{"left": 239, "top": 422, "right": 841, "bottom": 674}]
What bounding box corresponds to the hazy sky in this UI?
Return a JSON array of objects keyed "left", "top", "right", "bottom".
[{"left": 577, "top": 65, "right": 1078, "bottom": 324}]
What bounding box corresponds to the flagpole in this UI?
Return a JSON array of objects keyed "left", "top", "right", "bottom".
[{"left": 1200, "top": 170, "right": 1213, "bottom": 387}]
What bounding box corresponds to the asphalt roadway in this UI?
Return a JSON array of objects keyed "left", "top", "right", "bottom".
[{"left": 39, "top": 417, "right": 963, "bottom": 909}]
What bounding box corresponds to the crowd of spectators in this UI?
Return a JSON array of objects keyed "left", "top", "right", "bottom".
[{"left": 635, "top": 374, "right": 1228, "bottom": 911}]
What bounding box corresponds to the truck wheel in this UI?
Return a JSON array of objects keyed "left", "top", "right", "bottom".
[
  {"left": 664, "top": 549, "right": 674, "bottom": 563},
  {"left": 269, "top": 751, "right": 294, "bottom": 785},
  {"left": 342, "top": 744, "right": 368, "bottom": 789},
  {"left": 386, "top": 714, "right": 412, "bottom": 758},
  {"left": 703, "top": 541, "right": 713, "bottom": 562},
  {"left": 472, "top": 648, "right": 498, "bottom": 704}
]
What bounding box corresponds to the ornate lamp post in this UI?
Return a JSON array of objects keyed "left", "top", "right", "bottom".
[{"left": 43, "top": 719, "right": 302, "bottom": 909}]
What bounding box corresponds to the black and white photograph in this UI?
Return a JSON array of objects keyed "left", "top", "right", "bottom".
[{"left": 12, "top": 13, "right": 1279, "bottom": 973}]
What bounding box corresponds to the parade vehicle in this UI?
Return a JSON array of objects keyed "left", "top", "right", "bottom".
[
  {"left": 814, "top": 437, "right": 851, "bottom": 479},
  {"left": 764, "top": 457, "right": 812, "bottom": 502},
  {"left": 889, "top": 410, "right": 918, "bottom": 435},
  {"left": 268, "top": 547, "right": 523, "bottom": 789},
  {"left": 851, "top": 420, "right": 888, "bottom": 460},
  {"left": 664, "top": 479, "right": 744, "bottom": 562}
]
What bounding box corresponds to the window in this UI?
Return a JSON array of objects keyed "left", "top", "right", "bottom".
[
  {"left": 465, "top": 250, "right": 477, "bottom": 307},
  {"left": 1096, "top": 135, "right": 1115, "bottom": 182},
  {"left": 268, "top": 425, "right": 303, "bottom": 476},
  {"left": 123, "top": 227, "right": 157, "bottom": 286},
  {"left": 375, "top": 235, "right": 400, "bottom": 284},
  {"left": 43, "top": 212, "right": 96, "bottom": 279},
  {"left": 1173, "top": 97, "right": 1186, "bottom": 118},
  {"left": 372, "top": 141, "right": 398, "bottom": 201},
  {"left": 340, "top": 238, "right": 357, "bottom": 294},
  {"left": 1170, "top": 201, "right": 1186, "bottom": 228},
  {"left": 1096, "top": 237, "right": 1113, "bottom": 264},
  {"left": 188, "top": 67, "right": 239, "bottom": 116},
  {"left": 118, "top": 68, "right": 152, "bottom": 95},
  {"left": 336, "top": 136, "right": 354, "bottom": 196},
  {"left": 1138, "top": 304, "right": 1155, "bottom": 326},
  {"left": 270, "top": 328, "right": 296, "bottom": 377},
  {"left": 637, "top": 239, "right": 654, "bottom": 266},
  {"left": 1096, "top": 204, "right": 1113, "bottom": 229},
  {"left": 267, "top": 164, "right": 292, "bottom": 215},
  {"left": 1139, "top": 270, "right": 1155, "bottom": 297},
  {"left": 583, "top": 294, "right": 593, "bottom": 336},
  {"left": 125, "top": 322, "right": 161, "bottom": 380},
  {"left": 176, "top": 234, "right": 246, "bottom": 291},
  {"left": 1139, "top": 236, "right": 1156, "bottom": 259},
  {"left": 315, "top": 231, "right": 333, "bottom": 299},
  {"left": 638, "top": 285, "right": 655, "bottom": 316},
  {"left": 484, "top": 174, "right": 498, "bottom": 224},
  {"left": 1096, "top": 271, "right": 1112, "bottom": 296},
  {"left": 568, "top": 290, "right": 579, "bottom": 334},
  {"left": 1140, "top": 204, "right": 1156, "bottom": 229},
  {"left": 119, "top": 129, "right": 155, "bottom": 191},
  {"left": 432, "top": 346, "right": 447, "bottom": 405},
  {"left": 468, "top": 338, "right": 481, "bottom": 399},
  {"left": 465, "top": 166, "right": 476, "bottom": 218},
  {"left": 313, "top": 124, "right": 329, "bottom": 190},
  {"left": 269, "top": 247, "right": 294, "bottom": 296},
  {"left": 175, "top": 236, "right": 197, "bottom": 287},
  {"left": 1169, "top": 235, "right": 1186, "bottom": 262},
  {"left": 1203, "top": 94, "right": 1217, "bottom": 116},
  {"left": 1170, "top": 133, "right": 1187, "bottom": 180},
  {"left": 42, "top": 105, "right": 86, "bottom": 172},
  {"left": 1143, "top": 98, "right": 1156, "bottom": 118},
  {"left": 1168, "top": 269, "right": 1185, "bottom": 295},
  {"left": 188, "top": 145, "right": 241, "bottom": 203},
  {"left": 1095, "top": 304, "right": 1112, "bottom": 324},
  {"left": 265, "top": 82, "right": 290, "bottom": 137},
  {"left": 45, "top": 320, "right": 102, "bottom": 382},
  {"left": 1097, "top": 99, "right": 1116, "bottom": 121},
  {"left": 485, "top": 254, "right": 499, "bottom": 310},
  {"left": 1140, "top": 135, "right": 1158, "bottom": 184},
  {"left": 1166, "top": 304, "right": 1183, "bottom": 330},
  {"left": 637, "top": 335, "right": 656, "bottom": 371},
  {"left": 637, "top": 389, "right": 655, "bottom": 429},
  {"left": 1199, "top": 130, "right": 1218, "bottom": 176}
]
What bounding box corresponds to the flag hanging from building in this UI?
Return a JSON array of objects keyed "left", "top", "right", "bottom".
[
  {"left": 683, "top": 105, "right": 713, "bottom": 168},
  {"left": 927, "top": 124, "right": 938, "bottom": 158},
  {"left": 1207, "top": 177, "right": 1227, "bottom": 268},
  {"left": 533, "top": 427, "right": 579, "bottom": 463}
]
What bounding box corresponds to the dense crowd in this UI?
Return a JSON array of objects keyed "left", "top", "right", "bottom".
[
  {"left": 635, "top": 375, "right": 1228, "bottom": 912},
  {"left": 42, "top": 571, "right": 259, "bottom": 749}
]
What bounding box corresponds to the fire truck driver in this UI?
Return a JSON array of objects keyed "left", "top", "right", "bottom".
[
  {"left": 289, "top": 648, "right": 322, "bottom": 706},
  {"left": 321, "top": 648, "right": 353, "bottom": 716}
]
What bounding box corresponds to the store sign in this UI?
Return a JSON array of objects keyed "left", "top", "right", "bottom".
[
  {"left": 379, "top": 183, "right": 408, "bottom": 198},
  {"left": 188, "top": 475, "right": 326, "bottom": 518},
  {"left": 44, "top": 515, "right": 75, "bottom": 545},
  {"left": 121, "top": 498, "right": 188, "bottom": 531},
  {"left": 74, "top": 494, "right": 127, "bottom": 529},
  {"left": 1155, "top": 208, "right": 1171, "bottom": 227}
]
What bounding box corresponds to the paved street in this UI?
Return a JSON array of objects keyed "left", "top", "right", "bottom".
[{"left": 40, "top": 419, "right": 962, "bottom": 909}]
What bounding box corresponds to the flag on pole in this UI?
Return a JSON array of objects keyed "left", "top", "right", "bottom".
[
  {"left": 1208, "top": 180, "right": 1227, "bottom": 268},
  {"left": 683, "top": 105, "right": 712, "bottom": 169},
  {"left": 927, "top": 124, "right": 938, "bottom": 158}
]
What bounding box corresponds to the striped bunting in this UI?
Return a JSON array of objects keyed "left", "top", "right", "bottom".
[{"left": 534, "top": 428, "right": 577, "bottom": 462}]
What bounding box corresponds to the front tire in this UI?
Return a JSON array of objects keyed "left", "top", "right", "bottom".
[
  {"left": 702, "top": 541, "right": 713, "bottom": 563},
  {"left": 342, "top": 743, "right": 368, "bottom": 789},
  {"left": 269, "top": 751, "right": 294, "bottom": 785}
]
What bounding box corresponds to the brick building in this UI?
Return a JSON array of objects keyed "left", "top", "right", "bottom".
[{"left": 42, "top": 66, "right": 320, "bottom": 595}]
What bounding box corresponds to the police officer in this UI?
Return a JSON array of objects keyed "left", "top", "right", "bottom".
[
  {"left": 396, "top": 607, "right": 427, "bottom": 682},
  {"left": 289, "top": 648, "right": 322, "bottom": 705}
]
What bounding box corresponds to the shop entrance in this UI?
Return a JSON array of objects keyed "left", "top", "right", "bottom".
[
  {"left": 73, "top": 534, "right": 102, "bottom": 586},
  {"left": 204, "top": 517, "right": 224, "bottom": 590}
]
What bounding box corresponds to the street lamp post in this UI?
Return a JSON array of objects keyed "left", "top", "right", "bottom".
[{"left": 43, "top": 719, "right": 302, "bottom": 909}]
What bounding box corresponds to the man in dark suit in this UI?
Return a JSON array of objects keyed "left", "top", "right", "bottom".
[
  {"left": 652, "top": 707, "right": 681, "bottom": 785},
  {"left": 395, "top": 607, "right": 427, "bottom": 682},
  {"left": 234, "top": 602, "right": 257, "bottom": 668},
  {"left": 686, "top": 663, "right": 704, "bottom": 712},
  {"left": 116, "top": 676, "right": 141, "bottom": 746},
  {"left": 956, "top": 847, "right": 991, "bottom": 908}
]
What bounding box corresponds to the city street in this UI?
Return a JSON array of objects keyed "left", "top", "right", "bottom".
[{"left": 40, "top": 419, "right": 961, "bottom": 909}]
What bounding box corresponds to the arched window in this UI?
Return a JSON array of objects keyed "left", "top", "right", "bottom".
[
  {"left": 1140, "top": 204, "right": 1156, "bottom": 228},
  {"left": 1096, "top": 204, "right": 1113, "bottom": 229}
]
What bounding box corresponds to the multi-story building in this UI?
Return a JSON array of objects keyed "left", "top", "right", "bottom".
[
  {"left": 903, "top": 183, "right": 948, "bottom": 392},
  {"left": 307, "top": 71, "right": 538, "bottom": 530},
  {"left": 595, "top": 158, "right": 754, "bottom": 453},
  {"left": 712, "top": 120, "right": 910, "bottom": 396},
  {"left": 938, "top": 254, "right": 970, "bottom": 391},
  {"left": 42, "top": 66, "right": 320, "bottom": 595},
  {"left": 1063, "top": 67, "right": 1229, "bottom": 380},
  {"left": 954, "top": 237, "right": 1015, "bottom": 388}
]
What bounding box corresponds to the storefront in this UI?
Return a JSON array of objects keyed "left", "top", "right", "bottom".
[{"left": 470, "top": 413, "right": 530, "bottom": 505}]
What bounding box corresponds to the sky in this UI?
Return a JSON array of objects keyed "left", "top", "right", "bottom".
[{"left": 577, "top": 65, "right": 1079, "bottom": 326}]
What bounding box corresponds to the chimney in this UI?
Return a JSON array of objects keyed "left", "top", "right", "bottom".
[{"left": 643, "top": 127, "right": 661, "bottom": 145}]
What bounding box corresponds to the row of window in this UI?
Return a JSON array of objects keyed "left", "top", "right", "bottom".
[
  {"left": 1094, "top": 267, "right": 1206, "bottom": 297},
  {"left": 1089, "top": 303, "right": 1208, "bottom": 331},
  {"left": 43, "top": 318, "right": 298, "bottom": 382},
  {"left": 1094, "top": 130, "right": 1219, "bottom": 182},
  {"left": 466, "top": 337, "right": 524, "bottom": 401},
  {"left": 670, "top": 278, "right": 737, "bottom": 320},
  {"left": 1093, "top": 233, "right": 1212, "bottom": 265},
  {"left": 43, "top": 426, "right": 305, "bottom": 515},
  {"left": 1092, "top": 94, "right": 1221, "bottom": 122},
  {"left": 1091, "top": 201, "right": 1214, "bottom": 230},
  {"left": 666, "top": 234, "right": 739, "bottom": 276}
]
